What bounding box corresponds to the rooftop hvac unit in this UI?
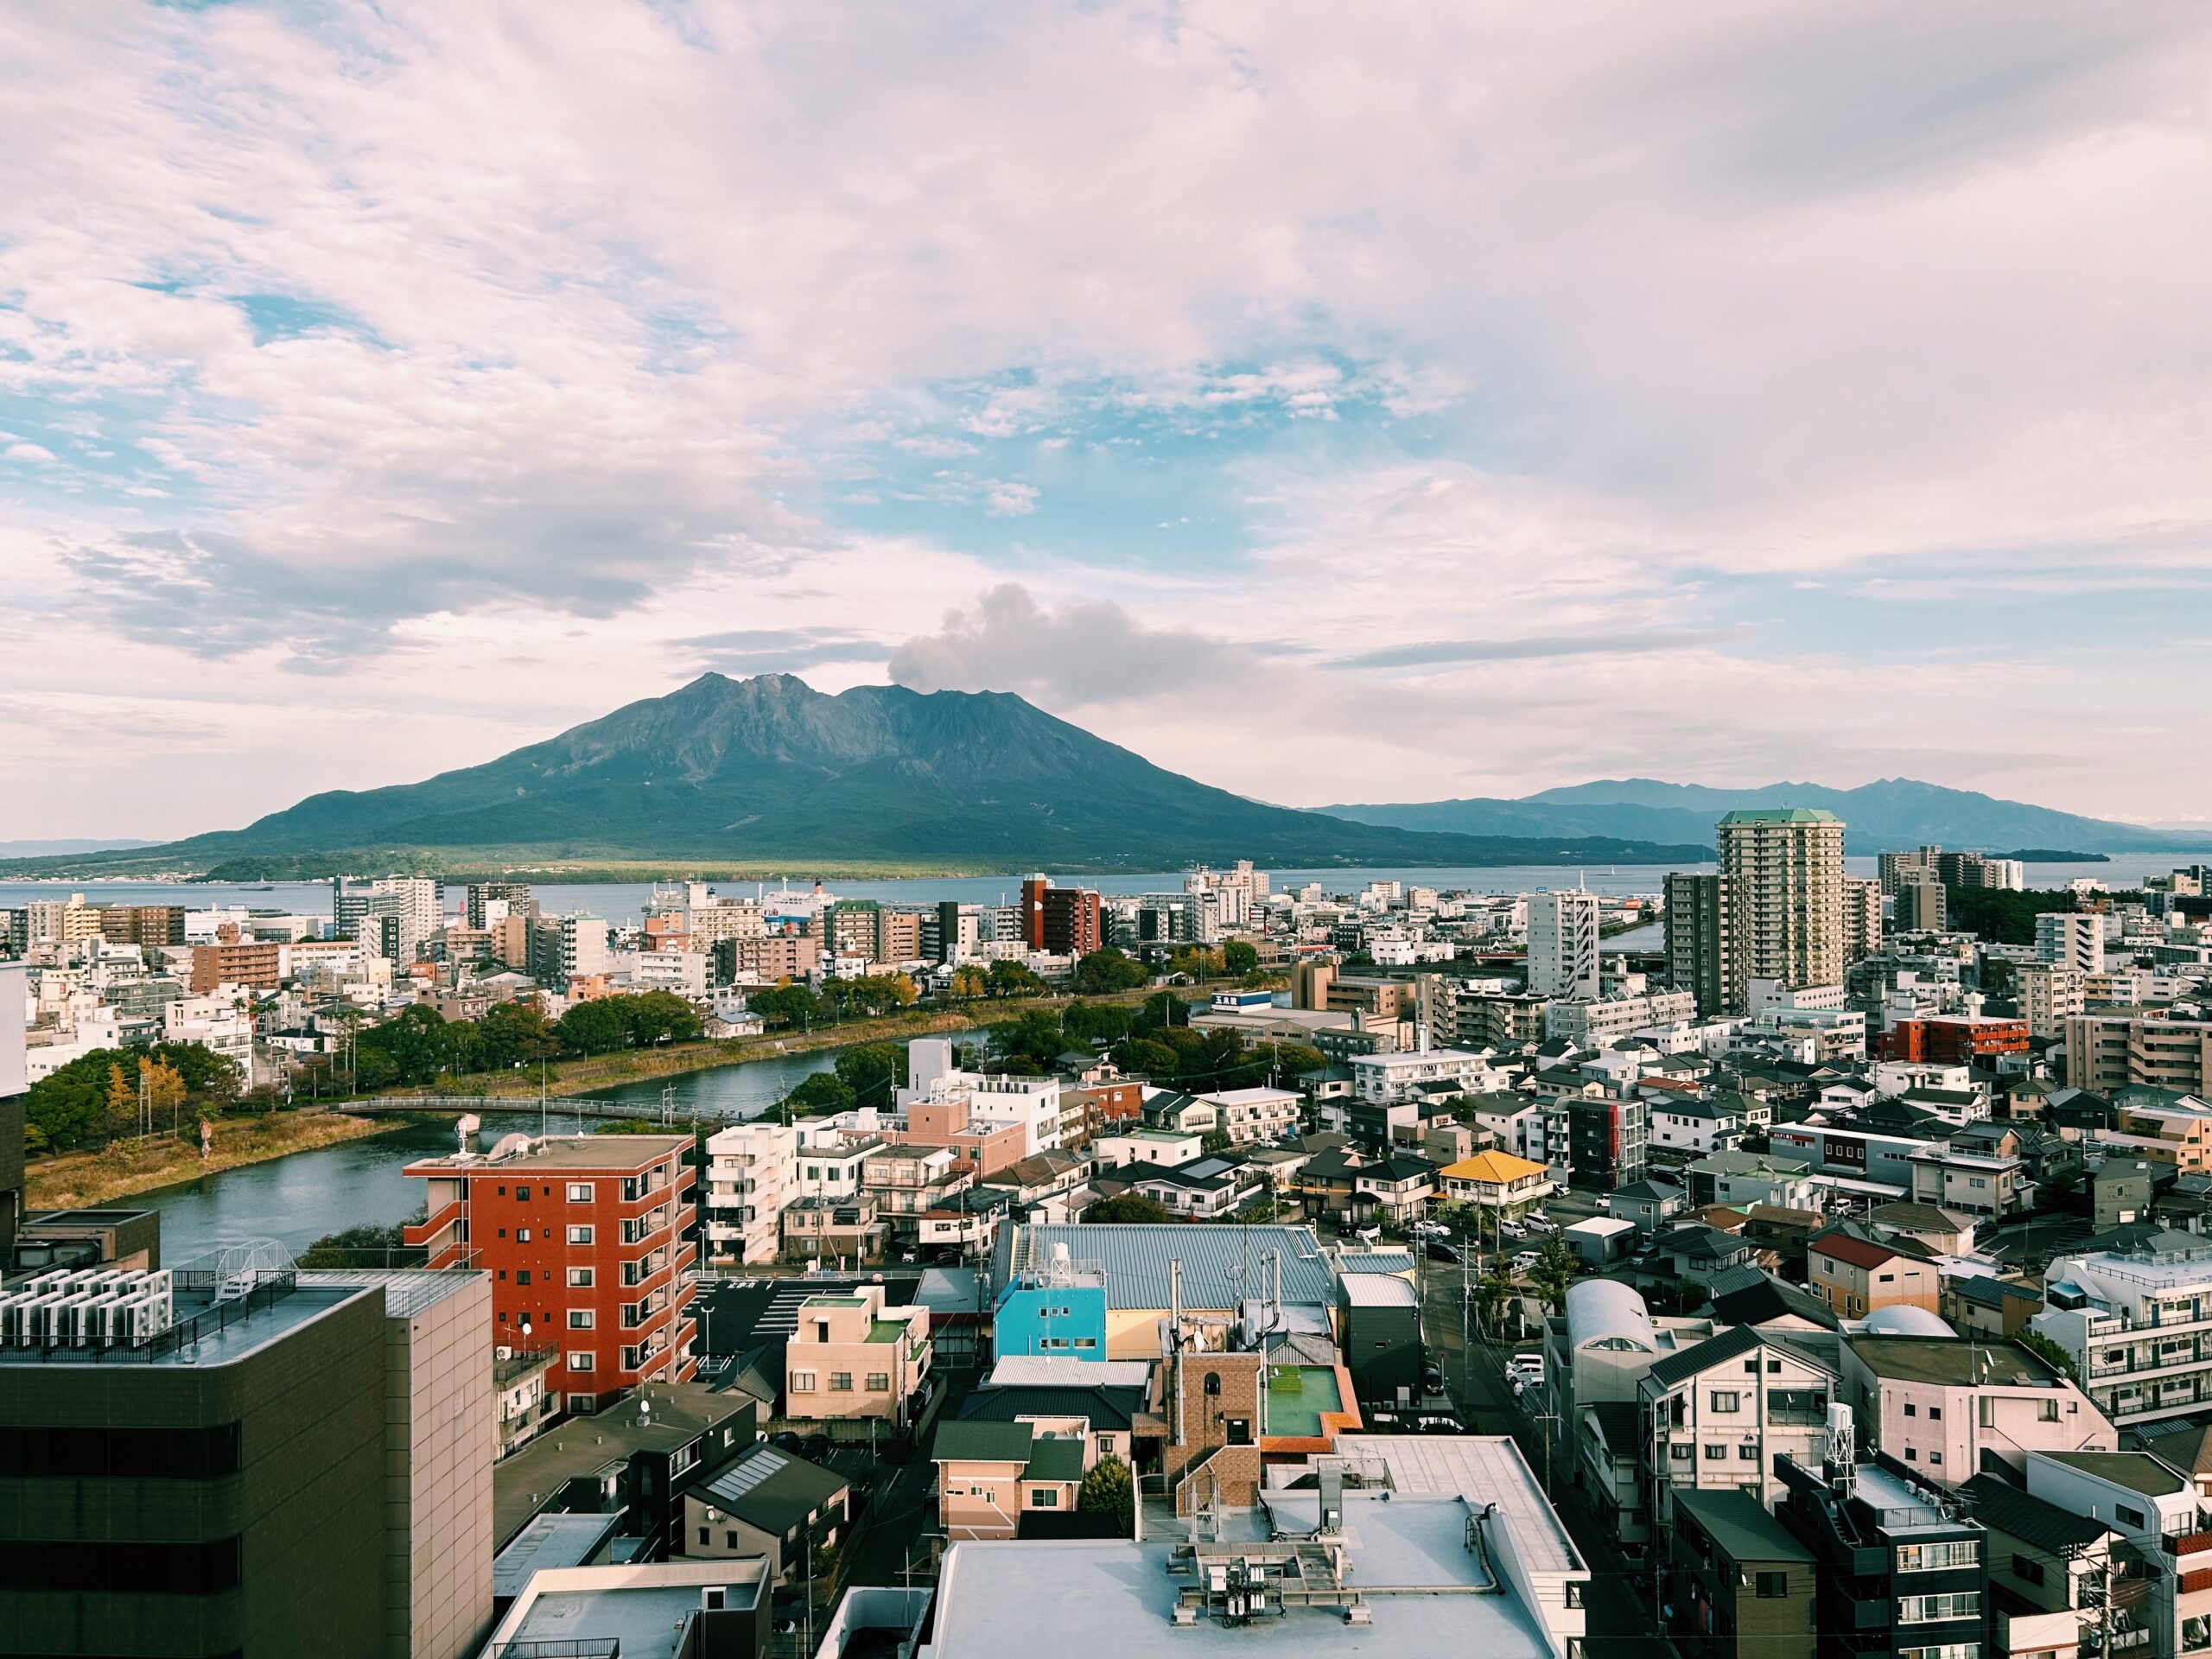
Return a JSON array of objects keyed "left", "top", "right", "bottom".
[
  {"left": 40, "top": 1292, "right": 97, "bottom": 1346},
  {"left": 70, "top": 1291, "right": 126, "bottom": 1345},
  {"left": 106, "top": 1293, "right": 174, "bottom": 1344}
]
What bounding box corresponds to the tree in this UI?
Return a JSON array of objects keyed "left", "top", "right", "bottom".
[
  {"left": 1073, "top": 948, "right": 1147, "bottom": 995},
  {"left": 141, "top": 1057, "right": 188, "bottom": 1136},
  {"left": 2017, "top": 1329, "right": 2079, "bottom": 1383},
  {"left": 752, "top": 982, "right": 826, "bottom": 1030},
  {"left": 105, "top": 1064, "right": 135, "bottom": 1134},
  {"left": 1469, "top": 1262, "right": 1518, "bottom": 1338},
  {"left": 986, "top": 959, "right": 1046, "bottom": 999},
  {"left": 1201, "top": 1129, "right": 1234, "bottom": 1155},
  {"left": 297, "top": 1223, "right": 424, "bottom": 1269},
  {"left": 624, "top": 989, "right": 704, "bottom": 1046},
  {"left": 1528, "top": 1232, "right": 1576, "bottom": 1311},
  {"left": 785, "top": 1072, "right": 856, "bottom": 1118},
  {"left": 1077, "top": 1453, "right": 1135, "bottom": 1535},
  {"left": 1221, "top": 941, "right": 1259, "bottom": 976},
  {"left": 592, "top": 1116, "right": 662, "bottom": 1135},
  {"left": 1084, "top": 1193, "right": 1173, "bottom": 1224},
  {"left": 833, "top": 1042, "right": 906, "bottom": 1105},
  {"left": 1131, "top": 990, "right": 1189, "bottom": 1033},
  {"left": 1113, "top": 1037, "right": 1179, "bottom": 1078},
  {"left": 478, "top": 998, "right": 556, "bottom": 1069},
  {"left": 949, "top": 964, "right": 988, "bottom": 1001},
  {"left": 557, "top": 997, "right": 631, "bottom": 1055}
]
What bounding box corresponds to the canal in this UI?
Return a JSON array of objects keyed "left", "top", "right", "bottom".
[{"left": 136, "top": 1046, "right": 860, "bottom": 1263}]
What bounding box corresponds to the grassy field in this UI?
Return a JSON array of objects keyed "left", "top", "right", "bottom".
[{"left": 24, "top": 1110, "right": 406, "bottom": 1211}]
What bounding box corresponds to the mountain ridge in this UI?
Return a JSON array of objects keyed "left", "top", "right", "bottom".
[
  {"left": 1326, "top": 776, "right": 2212, "bottom": 855},
  {"left": 0, "top": 674, "right": 1713, "bottom": 880}
]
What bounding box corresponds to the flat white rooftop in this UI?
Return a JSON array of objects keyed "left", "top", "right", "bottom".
[
  {"left": 922, "top": 1495, "right": 1555, "bottom": 1659},
  {"left": 1324, "top": 1434, "right": 1586, "bottom": 1575}
]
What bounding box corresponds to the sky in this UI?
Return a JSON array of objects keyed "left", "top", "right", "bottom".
[{"left": 5, "top": 2, "right": 2212, "bottom": 841}]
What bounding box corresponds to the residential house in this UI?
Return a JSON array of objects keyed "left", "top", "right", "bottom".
[
  {"left": 1657, "top": 1224, "right": 1758, "bottom": 1292},
  {"left": 1608, "top": 1178, "right": 1688, "bottom": 1235},
  {"left": 1909, "top": 1132, "right": 2034, "bottom": 1219},
  {"left": 2024, "top": 1449, "right": 2212, "bottom": 1659},
  {"left": 1351, "top": 1154, "right": 1440, "bottom": 1227},
  {"left": 1867, "top": 1201, "right": 1978, "bottom": 1256},
  {"left": 1809, "top": 1232, "right": 1942, "bottom": 1319},
  {"left": 1106, "top": 1156, "right": 1265, "bottom": 1220},
  {"left": 931, "top": 1419, "right": 1093, "bottom": 1540},
  {"left": 1684, "top": 1149, "right": 1817, "bottom": 1211},
  {"left": 1637, "top": 1325, "right": 1839, "bottom": 1522},
  {"left": 1093, "top": 1127, "right": 1204, "bottom": 1168},
  {"left": 702, "top": 1120, "right": 797, "bottom": 1268},
  {"left": 1666, "top": 1487, "right": 1818, "bottom": 1659},
  {"left": 782, "top": 1287, "right": 932, "bottom": 1433},
  {"left": 1440, "top": 1149, "right": 1554, "bottom": 1222},
  {"left": 681, "top": 1441, "right": 849, "bottom": 1584},
  {"left": 1195, "top": 1086, "right": 1301, "bottom": 1145},
  {"left": 1841, "top": 1336, "right": 2116, "bottom": 1484},
  {"left": 1649, "top": 1095, "right": 1750, "bottom": 1164},
  {"left": 1956, "top": 1473, "right": 2120, "bottom": 1659},
  {"left": 1947, "top": 1275, "right": 2047, "bottom": 1341}
]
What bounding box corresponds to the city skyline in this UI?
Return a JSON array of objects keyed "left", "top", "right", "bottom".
[{"left": 7, "top": 4, "right": 2212, "bottom": 840}]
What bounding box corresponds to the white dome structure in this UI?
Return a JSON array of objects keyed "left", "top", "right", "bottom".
[{"left": 1860, "top": 1304, "right": 1954, "bottom": 1337}]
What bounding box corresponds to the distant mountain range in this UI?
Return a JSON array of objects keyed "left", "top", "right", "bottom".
[
  {"left": 0, "top": 675, "right": 1712, "bottom": 880},
  {"left": 1325, "top": 777, "right": 2212, "bottom": 857},
  {"left": 0, "top": 838, "right": 156, "bottom": 858}
]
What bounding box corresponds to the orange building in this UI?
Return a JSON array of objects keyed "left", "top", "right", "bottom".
[{"left": 1878, "top": 1016, "right": 2031, "bottom": 1065}]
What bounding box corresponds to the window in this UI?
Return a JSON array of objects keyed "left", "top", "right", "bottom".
[
  {"left": 1033, "top": 1488, "right": 1060, "bottom": 1508},
  {"left": 2039, "top": 1400, "right": 2059, "bottom": 1422},
  {"left": 1710, "top": 1391, "right": 1741, "bottom": 1414},
  {"left": 2117, "top": 1504, "right": 2146, "bottom": 1529},
  {"left": 830, "top": 1372, "right": 853, "bottom": 1392},
  {"left": 1704, "top": 1444, "right": 1727, "bottom": 1460},
  {"left": 1755, "top": 1573, "right": 1789, "bottom": 1599},
  {"left": 1899, "top": 1592, "right": 1981, "bottom": 1624},
  {"left": 1768, "top": 1359, "right": 1782, "bottom": 1373},
  {"left": 567, "top": 1351, "right": 595, "bottom": 1372},
  {"left": 518, "top": 1186, "right": 532, "bottom": 1201},
  {"left": 1205, "top": 1373, "right": 1222, "bottom": 1396},
  {"left": 727, "top": 1531, "right": 739, "bottom": 1549},
  {"left": 1897, "top": 1542, "right": 1979, "bottom": 1572},
  {"left": 1898, "top": 1647, "right": 1981, "bottom": 1659},
  {"left": 568, "top": 1268, "right": 594, "bottom": 1288},
  {"left": 567, "top": 1225, "right": 594, "bottom": 1245},
  {"left": 1738, "top": 1444, "right": 1758, "bottom": 1461},
  {"left": 517, "top": 1230, "right": 532, "bottom": 1243},
  {"left": 1929, "top": 1451, "right": 1943, "bottom": 1465},
  {"left": 1928, "top": 1406, "right": 1942, "bottom": 1421},
  {"left": 2012, "top": 1554, "right": 2046, "bottom": 1586},
  {"left": 867, "top": 1373, "right": 890, "bottom": 1392},
  {"left": 1226, "top": 1417, "right": 1252, "bottom": 1446},
  {"left": 569, "top": 1182, "right": 594, "bottom": 1202},
  {"left": 516, "top": 1269, "right": 532, "bottom": 1287},
  {"left": 1098, "top": 1435, "right": 1116, "bottom": 1454},
  {"left": 1671, "top": 1444, "right": 1694, "bottom": 1461},
  {"left": 569, "top": 1309, "right": 594, "bottom": 1329},
  {"left": 1744, "top": 1360, "right": 1760, "bottom": 1375},
  {"left": 792, "top": 1371, "right": 817, "bottom": 1393},
  {"left": 1904, "top": 1402, "right": 1918, "bottom": 1417},
  {"left": 699, "top": 1527, "right": 710, "bottom": 1546}
]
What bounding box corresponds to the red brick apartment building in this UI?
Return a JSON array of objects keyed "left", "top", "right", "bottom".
[
  {"left": 405, "top": 1133, "right": 697, "bottom": 1412},
  {"left": 1020, "top": 876, "right": 1103, "bottom": 957},
  {"left": 1878, "top": 1015, "right": 2031, "bottom": 1065}
]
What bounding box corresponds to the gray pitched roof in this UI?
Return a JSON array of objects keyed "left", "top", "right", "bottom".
[
  {"left": 696, "top": 1442, "right": 848, "bottom": 1537},
  {"left": 1009, "top": 1224, "right": 1334, "bottom": 1311},
  {"left": 1960, "top": 1473, "right": 2114, "bottom": 1554},
  {"left": 1643, "top": 1325, "right": 1769, "bottom": 1390}
]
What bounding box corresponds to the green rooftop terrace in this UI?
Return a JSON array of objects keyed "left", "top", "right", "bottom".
[{"left": 1265, "top": 1365, "right": 1344, "bottom": 1440}]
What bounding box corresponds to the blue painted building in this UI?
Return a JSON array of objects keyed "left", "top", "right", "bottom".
[{"left": 994, "top": 1253, "right": 1109, "bottom": 1361}]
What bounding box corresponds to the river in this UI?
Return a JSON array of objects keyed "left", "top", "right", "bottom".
[{"left": 135, "top": 1046, "right": 855, "bottom": 1263}]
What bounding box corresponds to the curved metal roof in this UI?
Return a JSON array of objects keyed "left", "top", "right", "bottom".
[
  {"left": 1860, "top": 1304, "right": 1955, "bottom": 1337},
  {"left": 1565, "top": 1277, "right": 1657, "bottom": 1353}
]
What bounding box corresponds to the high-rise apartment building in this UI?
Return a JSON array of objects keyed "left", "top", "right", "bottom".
[
  {"left": 1894, "top": 873, "right": 1948, "bottom": 932},
  {"left": 462, "top": 880, "right": 535, "bottom": 930},
  {"left": 404, "top": 1135, "right": 697, "bottom": 1413},
  {"left": 2016, "top": 961, "right": 2086, "bottom": 1040},
  {"left": 1526, "top": 888, "right": 1601, "bottom": 1000},
  {"left": 1664, "top": 872, "right": 1732, "bottom": 1017},
  {"left": 702, "top": 1120, "right": 798, "bottom": 1267},
  {"left": 1020, "top": 875, "right": 1102, "bottom": 957},
  {"left": 337, "top": 877, "right": 444, "bottom": 963},
  {"left": 1841, "top": 876, "right": 1884, "bottom": 963},
  {"left": 98, "top": 905, "right": 187, "bottom": 948},
  {"left": 1715, "top": 808, "right": 1846, "bottom": 1012},
  {"left": 2037, "top": 912, "right": 2105, "bottom": 976},
  {"left": 558, "top": 913, "right": 611, "bottom": 984}
]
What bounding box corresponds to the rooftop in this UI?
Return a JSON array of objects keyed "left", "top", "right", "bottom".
[
  {"left": 295, "top": 1266, "right": 485, "bottom": 1320},
  {"left": 0, "top": 1268, "right": 375, "bottom": 1370},
  {"left": 695, "top": 1441, "right": 848, "bottom": 1535},
  {"left": 1674, "top": 1488, "right": 1816, "bottom": 1566},
  {"left": 1263, "top": 1365, "right": 1345, "bottom": 1440},
  {"left": 490, "top": 1561, "right": 769, "bottom": 1659},
  {"left": 2034, "top": 1450, "right": 2190, "bottom": 1497},
  {"left": 1718, "top": 808, "right": 1844, "bottom": 825},
  {"left": 924, "top": 1495, "right": 1557, "bottom": 1659},
  {"left": 492, "top": 1511, "right": 622, "bottom": 1602},
  {"left": 404, "top": 1132, "right": 690, "bottom": 1174},
  {"left": 1005, "top": 1224, "right": 1333, "bottom": 1312},
  {"left": 493, "top": 1381, "right": 756, "bottom": 1544},
  {"left": 1323, "top": 1433, "right": 1585, "bottom": 1574}
]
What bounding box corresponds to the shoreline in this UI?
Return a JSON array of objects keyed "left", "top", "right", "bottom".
[{"left": 23, "top": 1110, "right": 408, "bottom": 1211}]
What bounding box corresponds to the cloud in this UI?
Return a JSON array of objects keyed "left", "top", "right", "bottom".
[
  {"left": 889, "top": 583, "right": 1233, "bottom": 705},
  {"left": 1332, "top": 631, "right": 1726, "bottom": 671},
  {"left": 982, "top": 481, "right": 1039, "bottom": 517}
]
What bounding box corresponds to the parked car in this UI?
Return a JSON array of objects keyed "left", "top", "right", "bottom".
[
  {"left": 1409, "top": 1219, "right": 1450, "bottom": 1237},
  {"left": 1506, "top": 1352, "right": 1546, "bottom": 1386},
  {"left": 1510, "top": 1250, "right": 1541, "bottom": 1274},
  {"left": 1425, "top": 1239, "right": 1462, "bottom": 1264}
]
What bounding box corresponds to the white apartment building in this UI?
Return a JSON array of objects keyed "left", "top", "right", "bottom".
[
  {"left": 2038, "top": 912, "right": 2107, "bottom": 976},
  {"left": 702, "top": 1120, "right": 798, "bottom": 1266},
  {"left": 1840, "top": 1335, "right": 2113, "bottom": 1484},
  {"left": 1528, "top": 889, "right": 1602, "bottom": 1001},
  {"left": 162, "top": 994, "right": 254, "bottom": 1077},
  {"left": 897, "top": 1038, "right": 1064, "bottom": 1154},
  {"left": 1193, "top": 1086, "right": 1301, "bottom": 1145},
  {"left": 559, "top": 914, "right": 611, "bottom": 981},
  {"left": 631, "top": 948, "right": 709, "bottom": 998},
  {"left": 2018, "top": 962, "right": 2088, "bottom": 1040},
  {"left": 793, "top": 1127, "right": 887, "bottom": 1204},
  {"left": 2035, "top": 1238, "right": 2212, "bottom": 1426},
  {"left": 1348, "top": 1045, "right": 1489, "bottom": 1103},
  {"left": 684, "top": 899, "right": 766, "bottom": 949},
  {"left": 1545, "top": 989, "right": 1698, "bottom": 1045}
]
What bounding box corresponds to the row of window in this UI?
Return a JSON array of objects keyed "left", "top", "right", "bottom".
[
  {"left": 0, "top": 1538, "right": 241, "bottom": 1594},
  {"left": 499, "top": 1257, "right": 668, "bottom": 1288},
  {"left": 790, "top": 1372, "right": 894, "bottom": 1392},
  {"left": 493, "top": 1224, "right": 598, "bottom": 1244},
  {"left": 1669, "top": 1443, "right": 1764, "bottom": 1462},
  {"left": 1896, "top": 1541, "right": 1980, "bottom": 1572},
  {"left": 1899, "top": 1593, "right": 1981, "bottom": 1625}
]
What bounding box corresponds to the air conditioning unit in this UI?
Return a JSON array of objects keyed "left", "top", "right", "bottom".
[{"left": 496, "top": 1345, "right": 514, "bottom": 1361}]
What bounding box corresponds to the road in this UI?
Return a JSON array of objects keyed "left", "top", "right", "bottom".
[{"left": 1419, "top": 1243, "right": 1675, "bottom": 1659}]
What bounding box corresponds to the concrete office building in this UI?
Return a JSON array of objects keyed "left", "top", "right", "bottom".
[
  {"left": 2018, "top": 962, "right": 2088, "bottom": 1041},
  {"left": 1715, "top": 809, "right": 1847, "bottom": 1012},
  {"left": 1841, "top": 876, "right": 1884, "bottom": 965},
  {"left": 0, "top": 1261, "right": 492, "bottom": 1659},
  {"left": 1895, "top": 873, "right": 1948, "bottom": 933},
  {"left": 2037, "top": 912, "right": 2107, "bottom": 976},
  {"left": 1528, "top": 888, "right": 1602, "bottom": 1001}
]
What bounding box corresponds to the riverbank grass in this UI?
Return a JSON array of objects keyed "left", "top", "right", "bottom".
[{"left": 24, "top": 1110, "right": 399, "bottom": 1211}]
